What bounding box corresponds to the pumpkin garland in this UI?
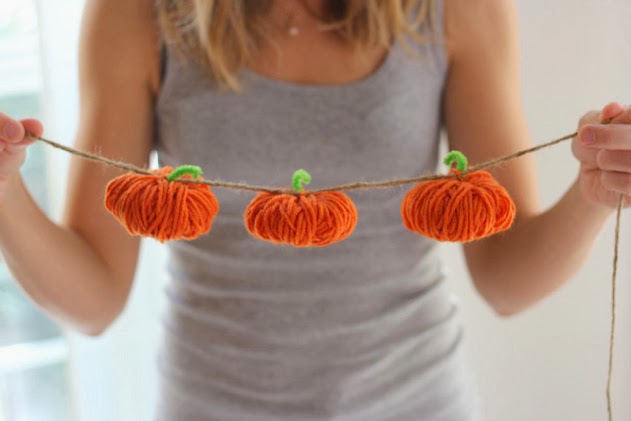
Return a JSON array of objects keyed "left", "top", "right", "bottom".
[
  {"left": 244, "top": 169, "right": 358, "bottom": 247},
  {"left": 401, "top": 151, "right": 516, "bottom": 242},
  {"left": 102, "top": 152, "right": 515, "bottom": 245}
]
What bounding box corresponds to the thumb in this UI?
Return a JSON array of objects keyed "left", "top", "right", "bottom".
[
  {"left": 600, "top": 102, "right": 625, "bottom": 123},
  {"left": 20, "top": 118, "right": 44, "bottom": 139}
]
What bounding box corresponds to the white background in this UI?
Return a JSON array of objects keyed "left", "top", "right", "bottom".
[{"left": 34, "top": 0, "right": 631, "bottom": 420}]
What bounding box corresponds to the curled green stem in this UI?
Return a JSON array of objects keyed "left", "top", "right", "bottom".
[
  {"left": 292, "top": 169, "right": 311, "bottom": 193},
  {"left": 167, "top": 165, "right": 203, "bottom": 182},
  {"left": 444, "top": 151, "right": 468, "bottom": 172}
]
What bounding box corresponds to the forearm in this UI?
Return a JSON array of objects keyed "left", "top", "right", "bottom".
[
  {"left": 467, "top": 179, "right": 614, "bottom": 316},
  {"left": 0, "top": 174, "right": 126, "bottom": 335}
]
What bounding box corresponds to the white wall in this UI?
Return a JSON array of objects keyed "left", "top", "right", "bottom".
[
  {"left": 35, "top": 0, "right": 630, "bottom": 420},
  {"left": 443, "top": 1, "right": 631, "bottom": 420}
]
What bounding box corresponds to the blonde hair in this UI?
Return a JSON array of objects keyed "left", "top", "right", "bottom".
[{"left": 157, "top": 0, "right": 436, "bottom": 91}]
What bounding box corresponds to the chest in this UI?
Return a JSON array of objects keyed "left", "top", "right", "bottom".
[{"left": 246, "top": 36, "right": 390, "bottom": 86}]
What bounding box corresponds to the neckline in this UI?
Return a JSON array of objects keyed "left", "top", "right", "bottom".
[{"left": 239, "top": 42, "right": 398, "bottom": 93}]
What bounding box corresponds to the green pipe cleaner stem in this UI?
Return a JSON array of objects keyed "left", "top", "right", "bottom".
[
  {"left": 292, "top": 169, "right": 311, "bottom": 193},
  {"left": 167, "top": 165, "right": 203, "bottom": 182},
  {"left": 444, "top": 151, "right": 469, "bottom": 172}
]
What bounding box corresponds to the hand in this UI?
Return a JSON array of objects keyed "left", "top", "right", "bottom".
[
  {"left": 0, "top": 113, "right": 43, "bottom": 199},
  {"left": 572, "top": 102, "right": 631, "bottom": 210}
]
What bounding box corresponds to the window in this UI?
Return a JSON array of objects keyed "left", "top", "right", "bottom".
[{"left": 0, "top": 1, "right": 73, "bottom": 420}]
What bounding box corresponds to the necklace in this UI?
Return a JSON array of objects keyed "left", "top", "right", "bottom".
[
  {"left": 285, "top": 0, "right": 328, "bottom": 36},
  {"left": 288, "top": 23, "right": 300, "bottom": 37}
]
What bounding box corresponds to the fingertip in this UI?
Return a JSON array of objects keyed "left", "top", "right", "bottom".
[
  {"left": 600, "top": 102, "right": 625, "bottom": 122},
  {"left": 20, "top": 119, "right": 44, "bottom": 138}
]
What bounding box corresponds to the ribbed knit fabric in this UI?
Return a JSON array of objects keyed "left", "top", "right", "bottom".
[{"left": 153, "top": 1, "right": 481, "bottom": 419}]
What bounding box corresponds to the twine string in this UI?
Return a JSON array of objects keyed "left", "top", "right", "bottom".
[
  {"left": 607, "top": 194, "right": 624, "bottom": 421},
  {"left": 34, "top": 137, "right": 154, "bottom": 176},
  {"left": 32, "top": 130, "right": 578, "bottom": 194}
]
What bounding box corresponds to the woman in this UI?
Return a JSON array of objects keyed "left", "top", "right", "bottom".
[{"left": 0, "top": 0, "right": 629, "bottom": 419}]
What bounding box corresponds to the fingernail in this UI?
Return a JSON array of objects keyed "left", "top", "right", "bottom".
[
  {"left": 581, "top": 128, "right": 595, "bottom": 145},
  {"left": 3, "top": 123, "right": 20, "bottom": 140}
]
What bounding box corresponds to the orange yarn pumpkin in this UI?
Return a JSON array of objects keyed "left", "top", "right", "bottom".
[
  {"left": 105, "top": 165, "right": 220, "bottom": 243},
  {"left": 401, "top": 151, "right": 516, "bottom": 242},
  {"left": 244, "top": 169, "right": 358, "bottom": 247}
]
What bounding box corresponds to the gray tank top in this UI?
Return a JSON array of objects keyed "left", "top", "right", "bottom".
[{"left": 154, "top": 1, "right": 480, "bottom": 419}]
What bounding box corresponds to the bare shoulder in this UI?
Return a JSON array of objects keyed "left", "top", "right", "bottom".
[
  {"left": 443, "top": 0, "right": 519, "bottom": 65},
  {"left": 80, "top": 0, "right": 161, "bottom": 96}
]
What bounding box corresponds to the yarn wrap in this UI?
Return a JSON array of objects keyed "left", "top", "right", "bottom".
[
  {"left": 244, "top": 170, "right": 358, "bottom": 247},
  {"left": 104, "top": 166, "right": 220, "bottom": 242},
  {"left": 401, "top": 152, "right": 516, "bottom": 242}
]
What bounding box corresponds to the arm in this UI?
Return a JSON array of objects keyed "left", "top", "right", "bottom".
[
  {"left": 442, "top": 0, "right": 621, "bottom": 316},
  {"left": 0, "top": 0, "right": 160, "bottom": 335}
]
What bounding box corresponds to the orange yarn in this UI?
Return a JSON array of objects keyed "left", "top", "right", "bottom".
[
  {"left": 244, "top": 170, "right": 358, "bottom": 247},
  {"left": 401, "top": 153, "right": 516, "bottom": 242},
  {"left": 104, "top": 166, "right": 220, "bottom": 243}
]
